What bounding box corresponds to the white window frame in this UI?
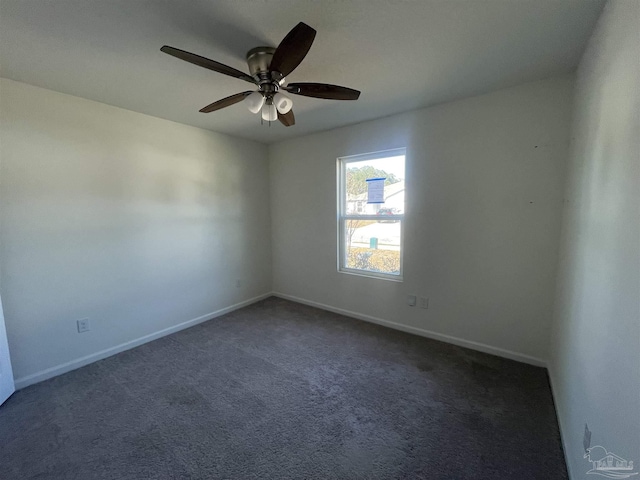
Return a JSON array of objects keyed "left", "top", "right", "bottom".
[{"left": 337, "top": 148, "right": 406, "bottom": 281}]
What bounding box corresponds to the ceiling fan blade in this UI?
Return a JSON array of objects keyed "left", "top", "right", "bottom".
[
  {"left": 161, "top": 46, "right": 256, "bottom": 84},
  {"left": 286, "top": 83, "right": 361, "bottom": 100},
  {"left": 269, "top": 22, "right": 316, "bottom": 77},
  {"left": 278, "top": 109, "right": 295, "bottom": 127},
  {"left": 199, "top": 91, "right": 253, "bottom": 113}
]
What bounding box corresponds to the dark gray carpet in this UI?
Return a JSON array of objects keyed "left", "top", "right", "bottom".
[{"left": 0, "top": 297, "right": 568, "bottom": 479}]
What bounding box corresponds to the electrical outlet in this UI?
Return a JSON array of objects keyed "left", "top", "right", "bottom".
[
  {"left": 420, "top": 297, "right": 429, "bottom": 309},
  {"left": 236, "top": 279, "right": 241, "bottom": 288},
  {"left": 77, "top": 318, "right": 90, "bottom": 333},
  {"left": 407, "top": 295, "right": 417, "bottom": 307}
]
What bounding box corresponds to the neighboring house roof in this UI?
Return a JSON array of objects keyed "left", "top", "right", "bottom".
[
  {"left": 352, "top": 180, "right": 404, "bottom": 202},
  {"left": 383, "top": 181, "right": 404, "bottom": 199}
]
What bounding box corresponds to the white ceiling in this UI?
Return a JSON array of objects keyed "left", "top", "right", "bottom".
[{"left": 0, "top": 0, "right": 605, "bottom": 144}]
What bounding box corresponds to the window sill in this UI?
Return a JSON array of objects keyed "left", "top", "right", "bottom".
[{"left": 338, "top": 268, "right": 404, "bottom": 283}]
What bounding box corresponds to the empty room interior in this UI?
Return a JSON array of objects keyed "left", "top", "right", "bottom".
[{"left": 0, "top": 0, "right": 638, "bottom": 479}]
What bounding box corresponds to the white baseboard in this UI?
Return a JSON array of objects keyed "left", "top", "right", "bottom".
[
  {"left": 547, "top": 365, "right": 574, "bottom": 479},
  {"left": 272, "top": 292, "right": 547, "bottom": 368},
  {"left": 15, "top": 291, "right": 548, "bottom": 390},
  {"left": 14, "top": 293, "right": 272, "bottom": 390}
]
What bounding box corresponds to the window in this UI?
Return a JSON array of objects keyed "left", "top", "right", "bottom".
[{"left": 338, "top": 148, "right": 406, "bottom": 280}]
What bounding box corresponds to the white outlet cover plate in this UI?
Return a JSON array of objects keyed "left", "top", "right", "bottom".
[{"left": 77, "top": 319, "right": 90, "bottom": 333}]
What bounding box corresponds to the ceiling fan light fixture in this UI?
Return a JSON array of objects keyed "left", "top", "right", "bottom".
[
  {"left": 261, "top": 102, "right": 278, "bottom": 122},
  {"left": 244, "top": 91, "right": 265, "bottom": 114},
  {"left": 273, "top": 92, "right": 293, "bottom": 114}
]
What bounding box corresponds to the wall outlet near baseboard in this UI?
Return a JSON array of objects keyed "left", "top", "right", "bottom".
[
  {"left": 236, "top": 280, "right": 242, "bottom": 288},
  {"left": 77, "top": 318, "right": 90, "bottom": 333},
  {"left": 420, "top": 297, "right": 429, "bottom": 309}
]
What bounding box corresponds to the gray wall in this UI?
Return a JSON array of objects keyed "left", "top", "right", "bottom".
[
  {"left": 549, "top": 1, "right": 640, "bottom": 478},
  {"left": 0, "top": 78, "right": 272, "bottom": 385},
  {"left": 269, "top": 76, "right": 573, "bottom": 364}
]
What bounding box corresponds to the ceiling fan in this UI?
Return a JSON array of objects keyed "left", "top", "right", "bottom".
[{"left": 161, "top": 22, "right": 361, "bottom": 127}]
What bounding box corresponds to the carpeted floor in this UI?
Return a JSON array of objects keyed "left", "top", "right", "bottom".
[{"left": 0, "top": 297, "right": 568, "bottom": 479}]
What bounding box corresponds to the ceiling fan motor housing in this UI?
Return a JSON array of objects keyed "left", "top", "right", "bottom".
[
  {"left": 246, "top": 46, "right": 286, "bottom": 100},
  {"left": 246, "top": 47, "right": 277, "bottom": 78}
]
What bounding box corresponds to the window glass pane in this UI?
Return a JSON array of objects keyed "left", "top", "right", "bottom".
[
  {"left": 344, "top": 219, "right": 401, "bottom": 275},
  {"left": 345, "top": 155, "right": 405, "bottom": 216}
]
